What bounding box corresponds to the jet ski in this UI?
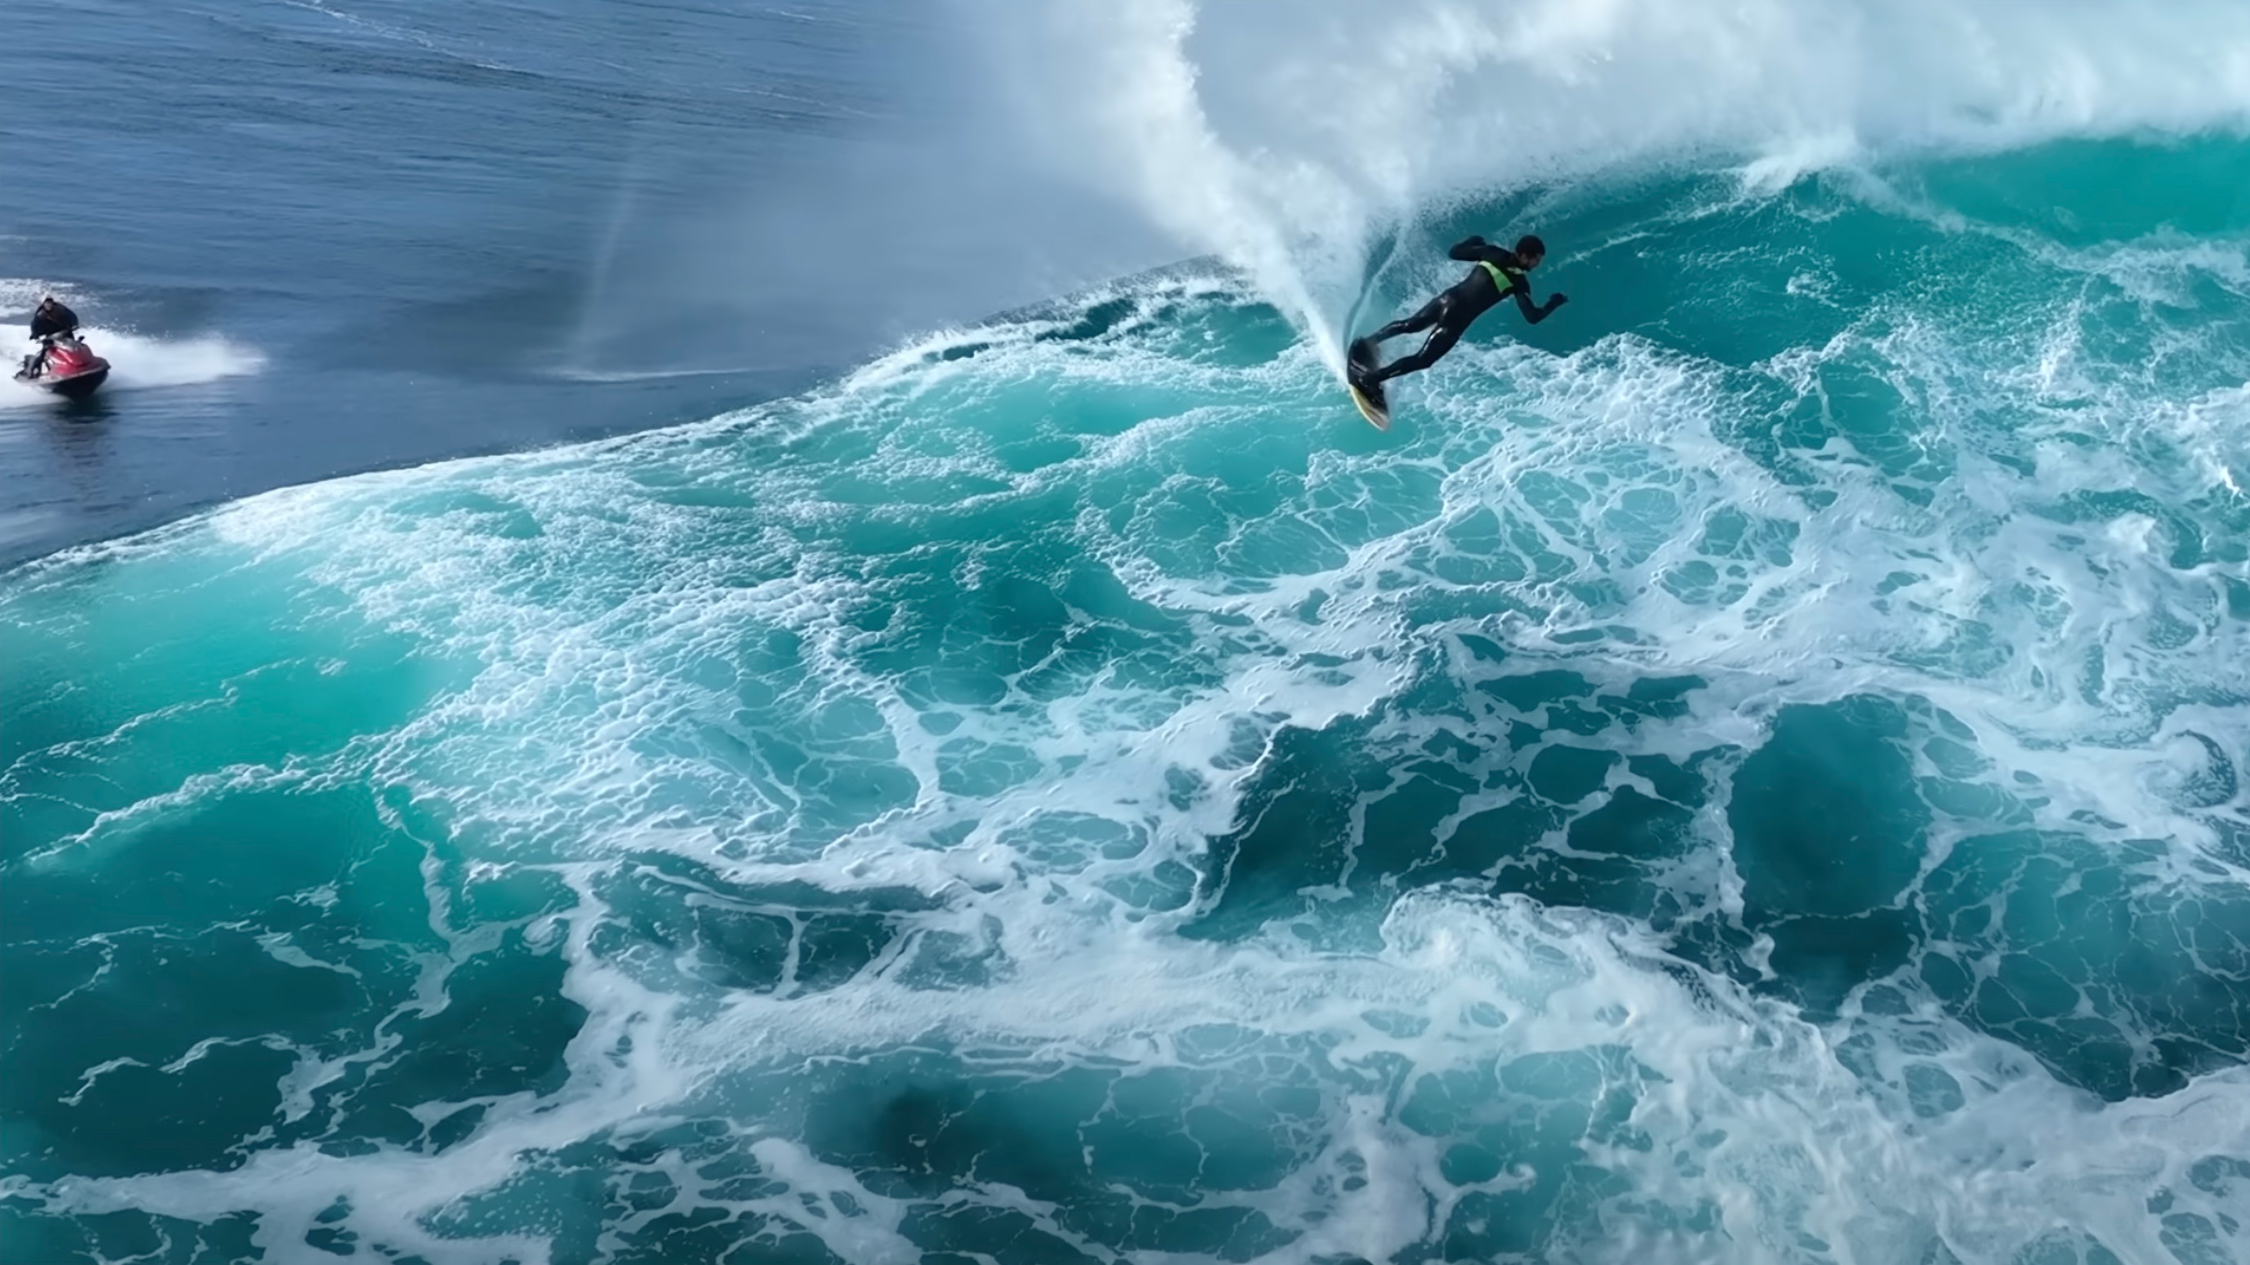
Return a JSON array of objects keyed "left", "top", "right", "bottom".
[{"left": 14, "top": 332, "right": 111, "bottom": 399}]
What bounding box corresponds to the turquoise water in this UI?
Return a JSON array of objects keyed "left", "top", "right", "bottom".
[{"left": 9, "top": 30, "right": 2250, "bottom": 1265}]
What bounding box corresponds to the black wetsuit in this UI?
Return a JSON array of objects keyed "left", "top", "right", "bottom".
[
  {"left": 1354, "top": 237, "right": 1564, "bottom": 388},
  {"left": 30, "top": 300, "right": 80, "bottom": 342}
]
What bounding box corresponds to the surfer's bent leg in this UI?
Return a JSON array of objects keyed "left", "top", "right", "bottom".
[
  {"left": 1366, "top": 311, "right": 1473, "bottom": 385},
  {"left": 1361, "top": 294, "right": 1452, "bottom": 348}
]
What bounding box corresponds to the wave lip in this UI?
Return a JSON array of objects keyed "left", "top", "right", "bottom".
[{"left": 971, "top": 0, "right": 2250, "bottom": 339}]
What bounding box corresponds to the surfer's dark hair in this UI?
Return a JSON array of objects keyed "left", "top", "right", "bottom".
[{"left": 1515, "top": 235, "right": 1546, "bottom": 258}]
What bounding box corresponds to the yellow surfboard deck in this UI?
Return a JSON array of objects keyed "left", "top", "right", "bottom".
[
  {"left": 1346, "top": 341, "right": 1390, "bottom": 430},
  {"left": 1348, "top": 382, "right": 1391, "bottom": 431}
]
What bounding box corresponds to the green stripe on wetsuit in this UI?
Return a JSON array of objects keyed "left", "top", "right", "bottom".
[{"left": 1477, "top": 260, "right": 1517, "bottom": 294}]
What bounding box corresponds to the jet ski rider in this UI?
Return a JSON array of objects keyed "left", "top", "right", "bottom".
[
  {"left": 27, "top": 295, "right": 83, "bottom": 375},
  {"left": 31, "top": 295, "right": 81, "bottom": 342}
]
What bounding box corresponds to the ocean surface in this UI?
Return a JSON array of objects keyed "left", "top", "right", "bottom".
[{"left": 6, "top": 2, "right": 2250, "bottom": 1263}]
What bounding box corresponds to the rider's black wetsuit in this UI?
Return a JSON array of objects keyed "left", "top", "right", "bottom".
[
  {"left": 30, "top": 299, "right": 80, "bottom": 342},
  {"left": 1353, "top": 237, "right": 1565, "bottom": 389}
]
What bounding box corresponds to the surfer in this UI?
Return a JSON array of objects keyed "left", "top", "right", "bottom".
[{"left": 1349, "top": 234, "right": 1565, "bottom": 404}]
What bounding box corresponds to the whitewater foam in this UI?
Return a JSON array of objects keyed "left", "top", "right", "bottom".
[{"left": 7, "top": 125, "right": 2250, "bottom": 1264}]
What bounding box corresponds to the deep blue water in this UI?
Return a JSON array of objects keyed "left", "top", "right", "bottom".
[{"left": 0, "top": 0, "right": 1163, "bottom": 568}]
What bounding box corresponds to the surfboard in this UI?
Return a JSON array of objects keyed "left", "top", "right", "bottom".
[
  {"left": 1348, "top": 381, "right": 1390, "bottom": 431},
  {"left": 1346, "top": 340, "right": 1390, "bottom": 431}
]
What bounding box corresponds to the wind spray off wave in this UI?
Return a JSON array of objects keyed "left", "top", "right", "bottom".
[{"left": 971, "top": 0, "right": 2250, "bottom": 348}]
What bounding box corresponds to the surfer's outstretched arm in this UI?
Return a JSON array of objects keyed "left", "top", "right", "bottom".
[{"left": 1514, "top": 285, "right": 1567, "bottom": 325}]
